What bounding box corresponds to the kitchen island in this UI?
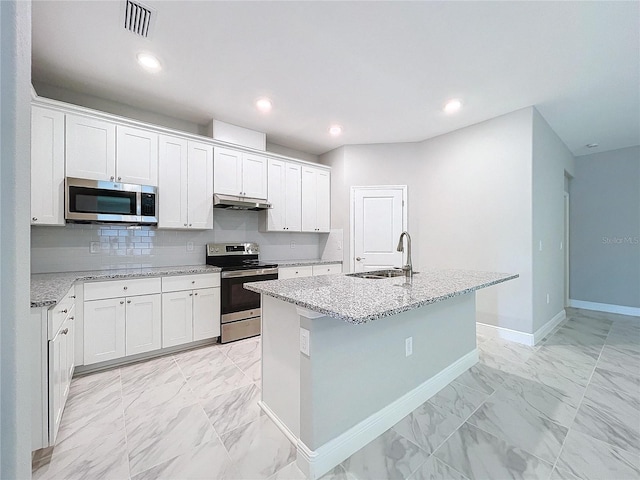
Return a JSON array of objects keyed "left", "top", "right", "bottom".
[{"left": 245, "top": 269, "right": 518, "bottom": 479}]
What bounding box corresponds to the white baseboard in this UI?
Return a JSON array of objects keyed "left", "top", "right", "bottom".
[
  {"left": 533, "top": 310, "right": 567, "bottom": 345},
  {"left": 569, "top": 299, "right": 640, "bottom": 318},
  {"left": 476, "top": 322, "right": 534, "bottom": 346},
  {"left": 280, "top": 349, "right": 479, "bottom": 479}
]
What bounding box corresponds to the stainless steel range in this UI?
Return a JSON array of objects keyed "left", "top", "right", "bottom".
[{"left": 206, "top": 243, "right": 278, "bottom": 343}]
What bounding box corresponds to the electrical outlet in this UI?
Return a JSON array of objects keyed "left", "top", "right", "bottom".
[
  {"left": 186, "top": 242, "right": 194, "bottom": 252},
  {"left": 300, "top": 328, "right": 310, "bottom": 356},
  {"left": 90, "top": 242, "right": 100, "bottom": 254},
  {"left": 546, "top": 293, "right": 550, "bottom": 304},
  {"left": 405, "top": 337, "right": 413, "bottom": 357},
  {"left": 290, "top": 241, "right": 296, "bottom": 249}
]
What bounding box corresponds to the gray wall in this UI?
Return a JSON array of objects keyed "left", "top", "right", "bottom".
[
  {"left": 32, "top": 209, "right": 326, "bottom": 273},
  {"left": 570, "top": 146, "right": 640, "bottom": 308},
  {"left": 531, "top": 109, "right": 575, "bottom": 331},
  {"left": 266, "top": 142, "right": 320, "bottom": 164},
  {"left": 1, "top": 0, "right": 32, "bottom": 476}
]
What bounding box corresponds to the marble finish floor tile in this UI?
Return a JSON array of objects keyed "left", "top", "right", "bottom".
[
  {"left": 478, "top": 337, "right": 536, "bottom": 373},
  {"left": 563, "top": 316, "right": 612, "bottom": 337},
  {"left": 202, "top": 382, "right": 264, "bottom": 435},
  {"left": 542, "top": 326, "right": 606, "bottom": 359},
  {"left": 173, "top": 344, "right": 233, "bottom": 378},
  {"left": 130, "top": 439, "right": 233, "bottom": 480},
  {"left": 453, "top": 363, "right": 507, "bottom": 395},
  {"left": 126, "top": 400, "right": 217, "bottom": 476},
  {"left": 597, "top": 344, "right": 640, "bottom": 378},
  {"left": 555, "top": 429, "right": 640, "bottom": 480},
  {"left": 120, "top": 355, "right": 184, "bottom": 395},
  {"left": 123, "top": 378, "right": 197, "bottom": 416},
  {"left": 235, "top": 355, "right": 262, "bottom": 383},
  {"left": 519, "top": 347, "right": 593, "bottom": 395},
  {"left": 340, "top": 428, "right": 430, "bottom": 480},
  {"left": 467, "top": 387, "right": 568, "bottom": 464},
  {"left": 434, "top": 422, "right": 554, "bottom": 480},
  {"left": 409, "top": 456, "right": 469, "bottom": 480},
  {"left": 572, "top": 384, "right": 640, "bottom": 454},
  {"left": 187, "top": 362, "right": 253, "bottom": 400},
  {"left": 33, "top": 430, "right": 129, "bottom": 480},
  {"left": 589, "top": 365, "right": 640, "bottom": 398},
  {"left": 427, "top": 382, "right": 488, "bottom": 420},
  {"left": 223, "top": 337, "right": 261, "bottom": 364},
  {"left": 221, "top": 415, "right": 297, "bottom": 479},
  {"left": 269, "top": 461, "right": 308, "bottom": 480}
]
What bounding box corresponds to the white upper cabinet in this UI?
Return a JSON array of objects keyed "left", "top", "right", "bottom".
[
  {"left": 116, "top": 126, "right": 158, "bottom": 186},
  {"left": 158, "top": 135, "right": 189, "bottom": 229},
  {"left": 31, "top": 106, "right": 65, "bottom": 225},
  {"left": 301, "top": 166, "right": 331, "bottom": 232},
  {"left": 158, "top": 137, "right": 213, "bottom": 230},
  {"left": 214, "top": 147, "right": 267, "bottom": 199},
  {"left": 262, "top": 159, "right": 301, "bottom": 232},
  {"left": 65, "top": 114, "right": 116, "bottom": 181},
  {"left": 66, "top": 114, "right": 158, "bottom": 186},
  {"left": 187, "top": 142, "right": 214, "bottom": 229}
]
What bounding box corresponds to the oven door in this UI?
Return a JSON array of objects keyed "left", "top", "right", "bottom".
[{"left": 220, "top": 269, "right": 278, "bottom": 323}]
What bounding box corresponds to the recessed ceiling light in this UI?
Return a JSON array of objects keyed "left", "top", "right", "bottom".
[
  {"left": 137, "top": 52, "right": 161, "bottom": 72},
  {"left": 256, "top": 98, "right": 273, "bottom": 113},
  {"left": 443, "top": 99, "right": 463, "bottom": 114},
  {"left": 586, "top": 143, "right": 599, "bottom": 148},
  {"left": 329, "top": 125, "right": 343, "bottom": 136}
]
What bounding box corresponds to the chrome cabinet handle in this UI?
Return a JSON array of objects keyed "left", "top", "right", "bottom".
[
  {"left": 110, "top": 176, "right": 114, "bottom": 180},
  {"left": 61, "top": 328, "right": 69, "bottom": 335},
  {"left": 70, "top": 295, "right": 76, "bottom": 299},
  {"left": 120, "top": 301, "right": 125, "bottom": 304},
  {"left": 69, "top": 316, "right": 74, "bottom": 321},
  {"left": 123, "top": 286, "right": 128, "bottom": 290},
  {"left": 32, "top": 217, "right": 37, "bottom": 221},
  {"left": 194, "top": 292, "right": 198, "bottom": 296},
  {"left": 117, "top": 176, "right": 121, "bottom": 181},
  {"left": 189, "top": 293, "right": 193, "bottom": 296},
  {"left": 127, "top": 300, "right": 131, "bottom": 304},
  {"left": 356, "top": 257, "right": 365, "bottom": 261},
  {"left": 61, "top": 309, "right": 68, "bottom": 313},
  {"left": 189, "top": 224, "right": 192, "bottom": 227},
  {"left": 191, "top": 280, "right": 195, "bottom": 284}
]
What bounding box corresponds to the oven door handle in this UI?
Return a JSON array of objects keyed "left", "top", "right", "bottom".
[{"left": 221, "top": 268, "right": 279, "bottom": 279}]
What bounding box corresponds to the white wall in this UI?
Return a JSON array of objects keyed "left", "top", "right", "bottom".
[
  {"left": 531, "top": 109, "right": 575, "bottom": 331},
  {"left": 266, "top": 142, "right": 320, "bottom": 164},
  {"left": 570, "top": 146, "right": 640, "bottom": 308},
  {"left": 419, "top": 108, "right": 534, "bottom": 333},
  {"left": 0, "top": 0, "right": 32, "bottom": 476}
]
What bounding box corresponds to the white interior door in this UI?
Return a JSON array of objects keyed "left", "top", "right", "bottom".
[{"left": 352, "top": 186, "right": 406, "bottom": 272}]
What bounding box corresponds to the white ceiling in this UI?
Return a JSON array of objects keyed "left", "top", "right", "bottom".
[{"left": 32, "top": 1, "right": 639, "bottom": 156}]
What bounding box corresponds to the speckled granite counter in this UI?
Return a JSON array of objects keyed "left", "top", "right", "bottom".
[
  {"left": 245, "top": 269, "right": 518, "bottom": 324},
  {"left": 266, "top": 259, "right": 343, "bottom": 268},
  {"left": 31, "top": 265, "right": 221, "bottom": 308}
]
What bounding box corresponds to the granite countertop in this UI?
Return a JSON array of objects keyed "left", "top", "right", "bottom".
[
  {"left": 267, "top": 259, "right": 343, "bottom": 267},
  {"left": 31, "top": 265, "right": 222, "bottom": 308},
  {"left": 245, "top": 269, "right": 518, "bottom": 325}
]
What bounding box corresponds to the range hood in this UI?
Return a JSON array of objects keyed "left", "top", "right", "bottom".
[{"left": 213, "top": 193, "right": 271, "bottom": 211}]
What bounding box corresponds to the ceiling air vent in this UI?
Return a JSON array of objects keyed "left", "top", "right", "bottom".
[{"left": 124, "top": 0, "right": 154, "bottom": 38}]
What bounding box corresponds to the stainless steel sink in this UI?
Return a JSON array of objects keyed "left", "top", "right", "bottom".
[{"left": 347, "top": 269, "right": 415, "bottom": 279}]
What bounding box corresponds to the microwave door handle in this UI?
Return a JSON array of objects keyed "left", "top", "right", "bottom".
[{"left": 136, "top": 191, "right": 142, "bottom": 217}]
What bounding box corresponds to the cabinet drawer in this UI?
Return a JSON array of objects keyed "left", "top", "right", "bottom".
[
  {"left": 84, "top": 277, "right": 161, "bottom": 301},
  {"left": 162, "top": 273, "right": 221, "bottom": 292},
  {"left": 48, "top": 286, "right": 75, "bottom": 340},
  {"left": 278, "top": 266, "right": 313, "bottom": 280},
  {"left": 312, "top": 263, "right": 342, "bottom": 276}
]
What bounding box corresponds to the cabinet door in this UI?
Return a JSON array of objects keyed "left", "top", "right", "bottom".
[
  {"left": 65, "top": 114, "right": 116, "bottom": 181},
  {"left": 213, "top": 147, "right": 243, "bottom": 196},
  {"left": 301, "top": 167, "right": 318, "bottom": 232},
  {"left": 285, "top": 163, "right": 302, "bottom": 231},
  {"left": 278, "top": 265, "right": 314, "bottom": 279},
  {"left": 316, "top": 169, "right": 331, "bottom": 232},
  {"left": 158, "top": 135, "right": 189, "bottom": 229},
  {"left": 188, "top": 142, "right": 214, "bottom": 229},
  {"left": 162, "top": 290, "right": 193, "bottom": 347},
  {"left": 84, "top": 298, "right": 126, "bottom": 365},
  {"left": 116, "top": 126, "right": 158, "bottom": 186},
  {"left": 31, "top": 106, "right": 65, "bottom": 225},
  {"left": 193, "top": 287, "right": 221, "bottom": 341},
  {"left": 266, "top": 159, "right": 286, "bottom": 231},
  {"left": 64, "top": 314, "right": 75, "bottom": 398},
  {"left": 242, "top": 153, "right": 268, "bottom": 199},
  {"left": 48, "top": 326, "right": 64, "bottom": 444},
  {"left": 125, "top": 294, "right": 161, "bottom": 355}
]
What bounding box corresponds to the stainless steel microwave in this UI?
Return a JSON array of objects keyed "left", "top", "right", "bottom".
[{"left": 65, "top": 177, "right": 158, "bottom": 225}]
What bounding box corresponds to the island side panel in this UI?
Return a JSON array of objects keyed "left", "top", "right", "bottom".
[
  {"left": 299, "top": 293, "right": 476, "bottom": 451},
  {"left": 261, "top": 294, "right": 301, "bottom": 438}
]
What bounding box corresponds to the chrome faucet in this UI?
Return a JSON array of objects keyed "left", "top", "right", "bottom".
[{"left": 396, "top": 231, "right": 413, "bottom": 279}]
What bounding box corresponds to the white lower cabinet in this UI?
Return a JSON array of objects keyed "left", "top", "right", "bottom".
[
  {"left": 162, "top": 287, "right": 221, "bottom": 348},
  {"left": 84, "top": 297, "right": 126, "bottom": 365},
  {"left": 278, "top": 263, "right": 342, "bottom": 280},
  {"left": 125, "top": 294, "right": 162, "bottom": 355},
  {"left": 48, "top": 310, "right": 75, "bottom": 443}
]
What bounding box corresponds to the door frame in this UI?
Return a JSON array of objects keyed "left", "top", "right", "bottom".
[
  {"left": 349, "top": 185, "right": 408, "bottom": 273},
  {"left": 564, "top": 191, "right": 570, "bottom": 307}
]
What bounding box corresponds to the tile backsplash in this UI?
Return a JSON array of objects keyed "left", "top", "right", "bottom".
[{"left": 31, "top": 209, "right": 339, "bottom": 273}]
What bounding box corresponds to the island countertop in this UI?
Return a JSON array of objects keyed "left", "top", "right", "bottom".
[{"left": 244, "top": 269, "right": 518, "bottom": 324}]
